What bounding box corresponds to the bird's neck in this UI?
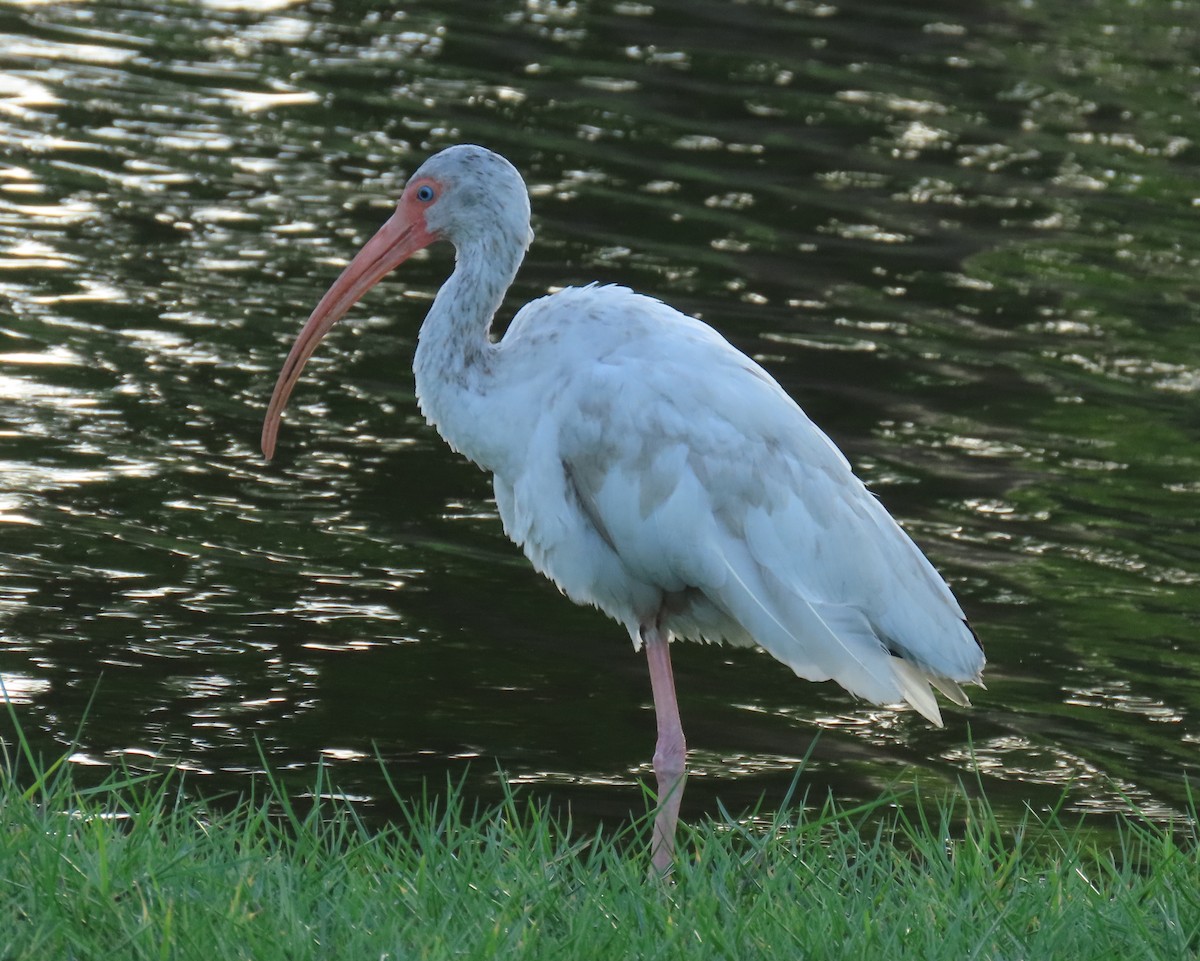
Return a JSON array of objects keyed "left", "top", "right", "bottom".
[{"left": 413, "top": 232, "right": 526, "bottom": 471}]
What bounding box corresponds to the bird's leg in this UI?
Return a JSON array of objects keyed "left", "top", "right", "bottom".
[{"left": 644, "top": 623, "right": 687, "bottom": 875}]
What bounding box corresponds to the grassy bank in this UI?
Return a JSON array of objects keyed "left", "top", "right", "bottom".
[{"left": 1, "top": 740, "right": 1196, "bottom": 960}]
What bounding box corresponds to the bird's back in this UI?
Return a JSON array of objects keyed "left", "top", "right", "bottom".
[{"left": 488, "top": 284, "right": 984, "bottom": 722}]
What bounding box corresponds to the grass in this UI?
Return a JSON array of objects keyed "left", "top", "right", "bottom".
[{"left": 1, "top": 727, "right": 1197, "bottom": 960}]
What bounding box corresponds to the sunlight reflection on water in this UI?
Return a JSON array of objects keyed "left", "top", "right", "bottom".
[{"left": 0, "top": 0, "right": 1196, "bottom": 830}]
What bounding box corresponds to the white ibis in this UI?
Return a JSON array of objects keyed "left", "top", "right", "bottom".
[{"left": 262, "top": 144, "right": 985, "bottom": 873}]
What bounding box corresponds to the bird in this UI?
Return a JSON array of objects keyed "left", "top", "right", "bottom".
[{"left": 262, "top": 144, "right": 985, "bottom": 874}]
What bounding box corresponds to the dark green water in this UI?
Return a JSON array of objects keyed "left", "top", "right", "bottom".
[{"left": 1, "top": 0, "right": 1197, "bottom": 828}]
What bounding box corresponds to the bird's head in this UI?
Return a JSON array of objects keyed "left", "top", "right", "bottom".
[
  {"left": 410, "top": 144, "right": 533, "bottom": 251},
  {"left": 260, "top": 144, "right": 533, "bottom": 460}
]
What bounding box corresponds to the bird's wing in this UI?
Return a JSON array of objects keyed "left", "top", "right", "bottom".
[{"left": 527, "top": 292, "right": 983, "bottom": 718}]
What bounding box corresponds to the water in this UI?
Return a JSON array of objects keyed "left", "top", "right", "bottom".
[{"left": 1, "top": 0, "right": 1197, "bottom": 828}]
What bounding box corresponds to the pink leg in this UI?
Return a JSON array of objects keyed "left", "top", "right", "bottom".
[{"left": 644, "top": 623, "right": 687, "bottom": 874}]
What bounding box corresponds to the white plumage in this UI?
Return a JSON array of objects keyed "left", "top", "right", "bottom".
[
  {"left": 487, "top": 284, "right": 980, "bottom": 716},
  {"left": 263, "top": 144, "right": 985, "bottom": 873}
]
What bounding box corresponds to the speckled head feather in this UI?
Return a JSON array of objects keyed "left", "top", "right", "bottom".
[{"left": 411, "top": 144, "right": 534, "bottom": 253}]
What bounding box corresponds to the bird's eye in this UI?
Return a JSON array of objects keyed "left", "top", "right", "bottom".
[{"left": 416, "top": 184, "right": 436, "bottom": 202}]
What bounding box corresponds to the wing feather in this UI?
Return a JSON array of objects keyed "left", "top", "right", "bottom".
[{"left": 498, "top": 286, "right": 984, "bottom": 715}]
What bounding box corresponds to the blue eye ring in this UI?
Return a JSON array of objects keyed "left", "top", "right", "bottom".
[{"left": 416, "top": 184, "right": 435, "bottom": 202}]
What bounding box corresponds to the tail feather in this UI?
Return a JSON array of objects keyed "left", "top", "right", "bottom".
[
  {"left": 710, "top": 541, "right": 978, "bottom": 726},
  {"left": 889, "top": 657, "right": 944, "bottom": 727},
  {"left": 929, "top": 675, "right": 971, "bottom": 707}
]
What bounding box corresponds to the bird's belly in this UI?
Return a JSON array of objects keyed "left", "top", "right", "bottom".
[
  {"left": 492, "top": 472, "right": 756, "bottom": 649},
  {"left": 492, "top": 473, "right": 679, "bottom": 642}
]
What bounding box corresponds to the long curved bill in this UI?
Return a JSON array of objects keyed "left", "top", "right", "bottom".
[{"left": 261, "top": 208, "right": 435, "bottom": 459}]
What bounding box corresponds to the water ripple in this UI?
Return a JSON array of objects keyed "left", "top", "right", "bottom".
[{"left": 0, "top": 0, "right": 1196, "bottom": 829}]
